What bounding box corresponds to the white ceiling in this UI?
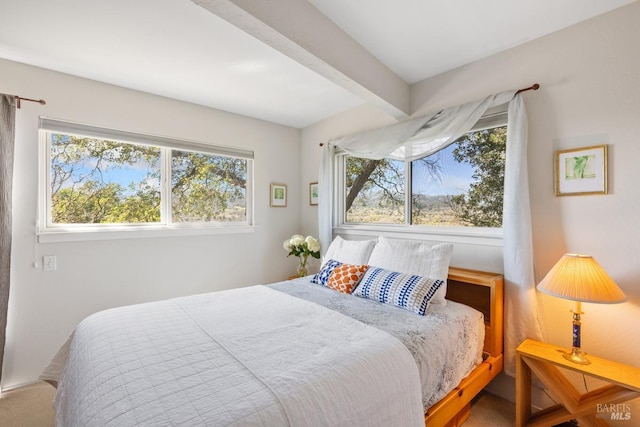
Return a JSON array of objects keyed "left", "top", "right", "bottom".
[{"left": 0, "top": 0, "right": 635, "bottom": 128}]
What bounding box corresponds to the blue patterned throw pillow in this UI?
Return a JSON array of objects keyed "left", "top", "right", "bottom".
[
  {"left": 353, "top": 267, "right": 444, "bottom": 315},
  {"left": 311, "top": 259, "right": 343, "bottom": 286}
]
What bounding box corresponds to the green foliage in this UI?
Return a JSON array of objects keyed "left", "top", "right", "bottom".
[
  {"left": 343, "top": 126, "right": 506, "bottom": 227},
  {"left": 49, "top": 134, "right": 246, "bottom": 224},
  {"left": 50, "top": 135, "right": 161, "bottom": 224},
  {"left": 171, "top": 151, "right": 246, "bottom": 222},
  {"left": 449, "top": 127, "right": 506, "bottom": 227},
  {"left": 345, "top": 157, "right": 405, "bottom": 222}
]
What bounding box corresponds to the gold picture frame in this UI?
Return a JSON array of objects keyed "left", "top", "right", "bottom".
[
  {"left": 270, "top": 183, "right": 287, "bottom": 207},
  {"left": 555, "top": 145, "right": 607, "bottom": 196},
  {"left": 309, "top": 182, "right": 318, "bottom": 206}
]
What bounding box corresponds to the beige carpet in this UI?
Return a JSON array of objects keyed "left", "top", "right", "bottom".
[
  {"left": 0, "top": 382, "right": 55, "bottom": 427},
  {"left": 1, "top": 382, "right": 514, "bottom": 426},
  {"left": 466, "top": 391, "right": 516, "bottom": 426}
]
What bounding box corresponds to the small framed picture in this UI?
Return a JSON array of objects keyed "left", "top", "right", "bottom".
[
  {"left": 555, "top": 145, "right": 607, "bottom": 196},
  {"left": 270, "top": 183, "right": 287, "bottom": 207},
  {"left": 309, "top": 182, "right": 318, "bottom": 206}
]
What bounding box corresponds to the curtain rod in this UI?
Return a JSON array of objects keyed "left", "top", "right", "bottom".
[
  {"left": 319, "top": 83, "right": 540, "bottom": 147},
  {"left": 515, "top": 83, "right": 540, "bottom": 95},
  {"left": 14, "top": 95, "right": 47, "bottom": 109}
]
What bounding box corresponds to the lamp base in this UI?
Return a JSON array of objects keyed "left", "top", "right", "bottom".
[{"left": 562, "top": 347, "right": 591, "bottom": 365}]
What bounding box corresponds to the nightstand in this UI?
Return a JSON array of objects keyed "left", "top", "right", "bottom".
[{"left": 516, "top": 338, "right": 640, "bottom": 426}]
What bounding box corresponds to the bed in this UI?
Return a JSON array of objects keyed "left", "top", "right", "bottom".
[
  {"left": 41, "top": 238, "right": 503, "bottom": 427},
  {"left": 425, "top": 266, "right": 504, "bottom": 427}
]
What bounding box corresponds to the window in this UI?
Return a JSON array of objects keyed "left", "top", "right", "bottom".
[
  {"left": 170, "top": 151, "right": 248, "bottom": 223},
  {"left": 340, "top": 116, "right": 507, "bottom": 231},
  {"left": 39, "top": 118, "right": 253, "bottom": 238},
  {"left": 345, "top": 157, "right": 405, "bottom": 224},
  {"left": 49, "top": 134, "right": 163, "bottom": 224}
]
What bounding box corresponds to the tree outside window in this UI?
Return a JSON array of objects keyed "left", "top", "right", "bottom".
[
  {"left": 48, "top": 132, "right": 248, "bottom": 227},
  {"left": 343, "top": 125, "right": 507, "bottom": 228}
]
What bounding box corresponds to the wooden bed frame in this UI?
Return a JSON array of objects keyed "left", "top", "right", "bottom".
[{"left": 424, "top": 266, "right": 504, "bottom": 427}]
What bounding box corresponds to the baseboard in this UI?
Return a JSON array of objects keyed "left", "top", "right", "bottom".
[{"left": 0, "top": 379, "right": 47, "bottom": 394}]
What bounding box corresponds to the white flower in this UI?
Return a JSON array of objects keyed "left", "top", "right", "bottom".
[
  {"left": 283, "top": 233, "right": 320, "bottom": 259},
  {"left": 305, "top": 236, "right": 320, "bottom": 252},
  {"left": 290, "top": 234, "right": 305, "bottom": 246}
]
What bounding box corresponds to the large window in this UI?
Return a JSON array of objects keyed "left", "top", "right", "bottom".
[
  {"left": 342, "top": 120, "right": 507, "bottom": 229},
  {"left": 40, "top": 119, "right": 253, "bottom": 237}
]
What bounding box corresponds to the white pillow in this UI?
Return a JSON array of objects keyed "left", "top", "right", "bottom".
[
  {"left": 323, "top": 236, "right": 377, "bottom": 265},
  {"left": 366, "top": 237, "right": 453, "bottom": 304}
]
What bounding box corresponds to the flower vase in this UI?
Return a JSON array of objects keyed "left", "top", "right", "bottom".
[{"left": 297, "top": 254, "right": 309, "bottom": 277}]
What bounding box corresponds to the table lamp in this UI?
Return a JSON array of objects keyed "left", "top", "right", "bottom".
[{"left": 536, "top": 254, "right": 627, "bottom": 365}]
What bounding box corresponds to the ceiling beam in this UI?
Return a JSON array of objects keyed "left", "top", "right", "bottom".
[{"left": 192, "top": 0, "right": 411, "bottom": 120}]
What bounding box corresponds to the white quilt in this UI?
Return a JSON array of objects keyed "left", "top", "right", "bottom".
[
  {"left": 44, "top": 286, "right": 425, "bottom": 427},
  {"left": 271, "top": 279, "right": 484, "bottom": 410}
]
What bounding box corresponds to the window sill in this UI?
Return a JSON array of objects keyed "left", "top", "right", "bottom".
[
  {"left": 333, "top": 224, "right": 503, "bottom": 247},
  {"left": 37, "top": 224, "right": 255, "bottom": 243}
]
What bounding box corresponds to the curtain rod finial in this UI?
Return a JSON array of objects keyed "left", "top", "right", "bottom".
[{"left": 532, "top": 83, "right": 540, "bottom": 90}]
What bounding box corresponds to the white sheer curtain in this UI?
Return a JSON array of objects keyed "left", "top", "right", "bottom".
[
  {"left": 502, "top": 96, "right": 544, "bottom": 375},
  {"left": 318, "top": 90, "right": 543, "bottom": 374}
]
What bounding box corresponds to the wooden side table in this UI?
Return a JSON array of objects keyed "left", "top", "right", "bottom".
[{"left": 516, "top": 338, "right": 640, "bottom": 426}]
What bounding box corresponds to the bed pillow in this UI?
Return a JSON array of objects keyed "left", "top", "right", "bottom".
[
  {"left": 311, "top": 259, "right": 342, "bottom": 286},
  {"left": 322, "top": 236, "right": 376, "bottom": 265},
  {"left": 312, "top": 259, "right": 369, "bottom": 294},
  {"left": 353, "top": 267, "right": 444, "bottom": 315},
  {"left": 326, "top": 263, "right": 369, "bottom": 294},
  {"left": 366, "top": 237, "right": 453, "bottom": 304}
]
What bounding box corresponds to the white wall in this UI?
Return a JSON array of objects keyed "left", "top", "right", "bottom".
[
  {"left": 302, "top": 2, "right": 640, "bottom": 406},
  {"left": 1, "top": 59, "right": 303, "bottom": 389}
]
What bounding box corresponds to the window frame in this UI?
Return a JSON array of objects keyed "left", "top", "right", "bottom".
[
  {"left": 38, "top": 118, "right": 254, "bottom": 243},
  {"left": 333, "top": 110, "right": 508, "bottom": 246}
]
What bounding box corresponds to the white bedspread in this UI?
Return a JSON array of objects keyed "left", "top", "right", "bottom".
[
  {"left": 271, "top": 278, "right": 484, "bottom": 410},
  {"left": 43, "top": 286, "right": 425, "bottom": 427}
]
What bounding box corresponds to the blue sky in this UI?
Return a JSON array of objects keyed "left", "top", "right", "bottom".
[
  {"left": 55, "top": 155, "right": 159, "bottom": 195},
  {"left": 412, "top": 143, "right": 474, "bottom": 196},
  {"left": 51, "top": 133, "right": 160, "bottom": 195}
]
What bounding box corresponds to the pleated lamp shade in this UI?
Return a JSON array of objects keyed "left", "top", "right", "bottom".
[{"left": 537, "top": 254, "right": 627, "bottom": 303}]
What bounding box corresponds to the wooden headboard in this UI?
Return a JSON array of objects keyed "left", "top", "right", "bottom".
[{"left": 446, "top": 267, "right": 504, "bottom": 359}]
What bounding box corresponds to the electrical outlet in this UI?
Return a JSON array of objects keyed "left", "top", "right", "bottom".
[{"left": 43, "top": 255, "right": 57, "bottom": 272}]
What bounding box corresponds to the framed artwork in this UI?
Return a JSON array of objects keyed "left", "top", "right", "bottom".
[
  {"left": 555, "top": 145, "right": 607, "bottom": 196},
  {"left": 309, "top": 182, "right": 318, "bottom": 206},
  {"left": 270, "top": 183, "right": 287, "bottom": 207}
]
